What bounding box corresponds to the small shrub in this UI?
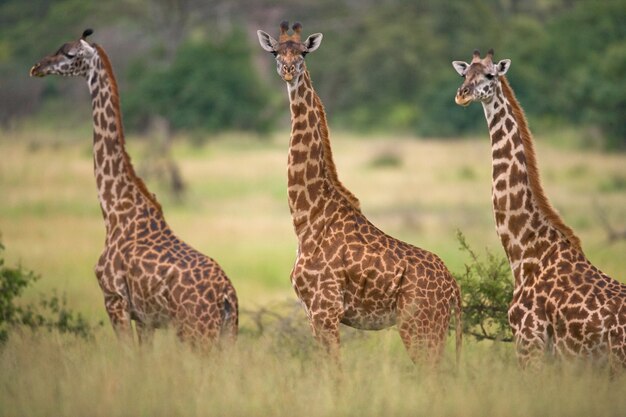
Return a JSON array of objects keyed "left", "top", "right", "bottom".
[
  {"left": 240, "top": 301, "right": 368, "bottom": 359},
  {"left": 0, "top": 239, "right": 100, "bottom": 343},
  {"left": 453, "top": 231, "right": 514, "bottom": 342}
]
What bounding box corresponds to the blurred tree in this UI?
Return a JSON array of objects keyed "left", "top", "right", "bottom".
[
  {"left": 589, "top": 42, "right": 626, "bottom": 146},
  {"left": 124, "top": 30, "right": 277, "bottom": 135},
  {"left": 537, "top": 1, "right": 626, "bottom": 147},
  {"left": 0, "top": 0, "right": 97, "bottom": 126},
  {"left": 1, "top": 0, "right": 624, "bottom": 145}
]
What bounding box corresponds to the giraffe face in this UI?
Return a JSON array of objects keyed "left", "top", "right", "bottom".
[
  {"left": 257, "top": 29, "right": 323, "bottom": 85},
  {"left": 30, "top": 31, "right": 96, "bottom": 78},
  {"left": 452, "top": 51, "right": 511, "bottom": 106}
]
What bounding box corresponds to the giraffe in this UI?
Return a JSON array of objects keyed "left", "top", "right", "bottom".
[
  {"left": 30, "top": 29, "right": 238, "bottom": 347},
  {"left": 452, "top": 49, "right": 626, "bottom": 369},
  {"left": 258, "top": 22, "right": 462, "bottom": 365}
]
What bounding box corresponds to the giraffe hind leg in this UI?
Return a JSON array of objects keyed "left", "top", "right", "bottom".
[
  {"left": 175, "top": 299, "right": 221, "bottom": 350},
  {"left": 396, "top": 299, "right": 448, "bottom": 366}
]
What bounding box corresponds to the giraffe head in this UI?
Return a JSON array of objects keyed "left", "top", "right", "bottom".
[
  {"left": 257, "top": 21, "right": 323, "bottom": 85},
  {"left": 30, "top": 29, "right": 97, "bottom": 78},
  {"left": 452, "top": 49, "right": 511, "bottom": 106}
]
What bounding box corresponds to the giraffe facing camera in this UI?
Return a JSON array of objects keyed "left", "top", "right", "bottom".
[
  {"left": 258, "top": 22, "right": 463, "bottom": 366},
  {"left": 257, "top": 21, "right": 323, "bottom": 84}
]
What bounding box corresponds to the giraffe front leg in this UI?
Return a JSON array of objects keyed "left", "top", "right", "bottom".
[
  {"left": 135, "top": 320, "right": 155, "bottom": 347},
  {"left": 103, "top": 293, "right": 133, "bottom": 343},
  {"left": 96, "top": 255, "right": 133, "bottom": 343},
  {"left": 509, "top": 307, "right": 551, "bottom": 370},
  {"left": 309, "top": 310, "right": 341, "bottom": 361},
  {"left": 306, "top": 288, "right": 343, "bottom": 362},
  {"left": 514, "top": 332, "right": 547, "bottom": 371}
]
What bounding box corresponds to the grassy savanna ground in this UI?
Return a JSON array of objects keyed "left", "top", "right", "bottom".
[{"left": 1, "top": 126, "right": 625, "bottom": 416}]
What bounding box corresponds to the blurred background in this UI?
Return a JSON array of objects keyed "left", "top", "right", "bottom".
[
  {"left": 1, "top": 0, "right": 625, "bottom": 145},
  {"left": 1, "top": 3, "right": 626, "bottom": 413},
  {"left": 0, "top": 0, "right": 624, "bottom": 324}
]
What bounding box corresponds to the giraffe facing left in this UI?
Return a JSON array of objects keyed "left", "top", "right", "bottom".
[{"left": 30, "top": 29, "right": 238, "bottom": 347}]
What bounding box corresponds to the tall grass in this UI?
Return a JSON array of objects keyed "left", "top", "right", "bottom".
[
  {"left": 1, "top": 128, "right": 625, "bottom": 415},
  {"left": 1, "top": 328, "right": 625, "bottom": 417}
]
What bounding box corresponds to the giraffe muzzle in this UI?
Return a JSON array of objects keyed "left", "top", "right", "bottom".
[
  {"left": 455, "top": 87, "right": 472, "bottom": 107},
  {"left": 29, "top": 64, "right": 45, "bottom": 77},
  {"left": 455, "top": 94, "right": 472, "bottom": 107}
]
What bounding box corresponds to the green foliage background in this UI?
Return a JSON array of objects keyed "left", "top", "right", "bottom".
[
  {"left": 124, "top": 31, "right": 276, "bottom": 134},
  {"left": 1, "top": 0, "right": 625, "bottom": 144}
]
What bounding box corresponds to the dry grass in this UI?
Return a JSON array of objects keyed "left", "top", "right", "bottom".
[
  {"left": 1, "top": 128, "right": 625, "bottom": 416},
  {"left": 1, "top": 329, "right": 625, "bottom": 417}
]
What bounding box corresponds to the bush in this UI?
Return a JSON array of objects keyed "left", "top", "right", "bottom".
[
  {"left": 124, "top": 30, "right": 278, "bottom": 137},
  {"left": 453, "top": 231, "right": 513, "bottom": 342},
  {"left": 0, "top": 239, "right": 99, "bottom": 343}
]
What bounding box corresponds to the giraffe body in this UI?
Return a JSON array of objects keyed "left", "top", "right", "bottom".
[
  {"left": 260, "top": 23, "right": 461, "bottom": 364},
  {"left": 453, "top": 50, "right": 626, "bottom": 368},
  {"left": 30, "top": 31, "right": 238, "bottom": 346}
]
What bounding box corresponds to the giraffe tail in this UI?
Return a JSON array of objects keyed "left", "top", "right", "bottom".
[
  {"left": 220, "top": 284, "right": 239, "bottom": 344},
  {"left": 452, "top": 281, "right": 463, "bottom": 369}
]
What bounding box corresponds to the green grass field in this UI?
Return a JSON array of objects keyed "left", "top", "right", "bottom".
[{"left": 1, "top": 127, "right": 625, "bottom": 416}]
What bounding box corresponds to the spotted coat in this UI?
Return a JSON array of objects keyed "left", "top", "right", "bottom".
[
  {"left": 454, "top": 50, "right": 626, "bottom": 369},
  {"left": 30, "top": 32, "right": 238, "bottom": 346},
  {"left": 259, "top": 23, "right": 462, "bottom": 365}
]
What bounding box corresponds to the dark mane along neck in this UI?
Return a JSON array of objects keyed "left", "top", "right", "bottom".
[
  {"left": 311, "top": 90, "right": 361, "bottom": 213},
  {"left": 499, "top": 76, "right": 581, "bottom": 252},
  {"left": 294, "top": 69, "right": 360, "bottom": 213},
  {"left": 94, "top": 44, "right": 162, "bottom": 214}
]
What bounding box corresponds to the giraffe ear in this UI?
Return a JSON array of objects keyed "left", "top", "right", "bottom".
[
  {"left": 496, "top": 59, "right": 511, "bottom": 75},
  {"left": 303, "top": 33, "right": 323, "bottom": 53},
  {"left": 257, "top": 30, "right": 278, "bottom": 53},
  {"left": 79, "top": 39, "right": 96, "bottom": 57},
  {"left": 452, "top": 61, "right": 469, "bottom": 76}
]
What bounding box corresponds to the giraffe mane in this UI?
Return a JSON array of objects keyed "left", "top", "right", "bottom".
[
  {"left": 499, "top": 76, "right": 582, "bottom": 252},
  {"left": 312, "top": 91, "right": 362, "bottom": 212},
  {"left": 94, "top": 44, "right": 163, "bottom": 214}
]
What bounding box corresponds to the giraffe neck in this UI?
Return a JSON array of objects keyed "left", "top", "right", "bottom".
[
  {"left": 311, "top": 92, "right": 362, "bottom": 213},
  {"left": 286, "top": 68, "right": 338, "bottom": 238},
  {"left": 483, "top": 76, "right": 582, "bottom": 288},
  {"left": 86, "top": 45, "right": 162, "bottom": 234}
]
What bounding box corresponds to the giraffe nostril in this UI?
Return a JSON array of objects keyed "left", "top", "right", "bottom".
[{"left": 462, "top": 87, "right": 470, "bottom": 96}]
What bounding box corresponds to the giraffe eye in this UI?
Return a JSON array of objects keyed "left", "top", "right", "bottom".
[
  {"left": 62, "top": 51, "right": 76, "bottom": 59},
  {"left": 485, "top": 73, "right": 495, "bottom": 80}
]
